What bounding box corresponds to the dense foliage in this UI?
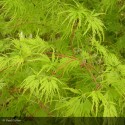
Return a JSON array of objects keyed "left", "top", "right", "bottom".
[{"left": 0, "top": 0, "right": 125, "bottom": 120}]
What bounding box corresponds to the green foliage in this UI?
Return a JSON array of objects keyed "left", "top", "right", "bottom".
[{"left": 0, "top": 0, "right": 125, "bottom": 123}]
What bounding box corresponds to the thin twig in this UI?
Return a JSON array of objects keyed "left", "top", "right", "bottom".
[{"left": 70, "top": 18, "right": 79, "bottom": 55}]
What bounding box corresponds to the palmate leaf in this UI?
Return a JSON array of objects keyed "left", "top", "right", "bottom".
[
  {"left": 27, "top": 53, "right": 51, "bottom": 63},
  {"left": 59, "top": 1, "right": 88, "bottom": 28},
  {"left": 0, "top": 0, "right": 26, "bottom": 16},
  {"left": 103, "top": 70, "right": 120, "bottom": 85},
  {"left": 12, "top": 41, "right": 32, "bottom": 58},
  {"left": 0, "top": 39, "right": 11, "bottom": 52},
  {"left": 101, "top": 0, "right": 117, "bottom": 12},
  {"left": 9, "top": 55, "right": 24, "bottom": 66},
  {"left": 88, "top": 91, "right": 107, "bottom": 116},
  {"left": 0, "top": 0, "right": 44, "bottom": 34},
  {"left": 25, "top": 37, "right": 51, "bottom": 53},
  {"left": 104, "top": 88, "right": 120, "bottom": 102},
  {"left": 0, "top": 56, "right": 10, "bottom": 71},
  {"left": 104, "top": 53, "right": 120, "bottom": 67},
  {"left": 13, "top": 37, "right": 50, "bottom": 54},
  {"left": 89, "top": 90, "right": 118, "bottom": 117},
  {"left": 57, "top": 57, "right": 80, "bottom": 75},
  {"left": 21, "top": 75, "right": 63, "bottom": 104},
  {"left": 0, "top": 54, "right": 25, "bottom": 74},
  {"left": 103, "top": 102, "right": 117, "bottom": 117},
  {"left": 58, "top": 0, "right": 89, "bottom": 39},
  {"left": 92, "top": 38, "right": 107, "bottom": 56},
  {"left": 84, "top": 11, "right": 105, "bottom": 41},
  {"left": 54, "top": 96, "right": 92, "bottom": 117},
  {"left": 32, "top": 52, "right": 58, "bottom": 73},
  {"left": 112, "top": 79, "right": 125, "bottom": 96}
]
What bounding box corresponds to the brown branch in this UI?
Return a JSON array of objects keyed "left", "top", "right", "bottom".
[
  {"left": 80, "top": 61, "right": 102, "bottom": 90},
  {"left": 46, "top": 52, "right": 101, "bottom": 84},
  {"left": 45, "top": 51, "right": 77, "bottom": 60},
  {"left": 83, "top": 63, "right": 97, "bottom": 84}
]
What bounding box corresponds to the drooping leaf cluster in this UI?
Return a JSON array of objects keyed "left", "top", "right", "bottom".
[{"left": 0, "top": 0, "right": 125, "bottom": 123}]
